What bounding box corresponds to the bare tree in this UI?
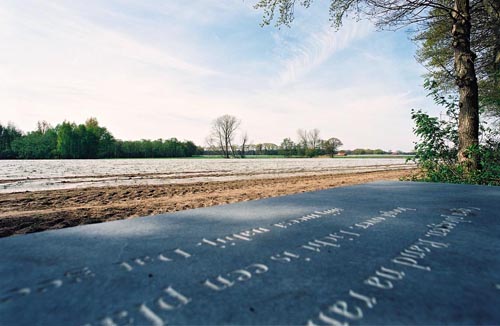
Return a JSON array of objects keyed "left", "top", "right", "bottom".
[
  {"left": 297, "top": 129, "right": 309, "bottom": 155},
  {"left": 255, "top": 0, "right": 482, "bottom": 171},
  {"left": 36, "top": 121, "right": 52, "bottom": 134},
  {"left": 297, "top": 128, "right": 322, "bottom": 156},
  {"left": 308, "top": 128, "right": 321, "bottom": 150},
  {"left": 207, "top": 115, "right": 241, "bottom": 158},
  {"left": 240, "top": 132, "right": 249, "bottom": 158}
]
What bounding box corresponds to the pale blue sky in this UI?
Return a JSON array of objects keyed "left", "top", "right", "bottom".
[{"left": 0, "top": 0, "right": 440, "bottom": 151}]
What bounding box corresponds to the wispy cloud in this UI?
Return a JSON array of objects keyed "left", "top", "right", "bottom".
[{"left": 274, "top": 21, "right": 372, "bottom": 85}]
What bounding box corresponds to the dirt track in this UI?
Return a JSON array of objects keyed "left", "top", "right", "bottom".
[{"left": 0, "top": 169, "right": 416, "bottom": 238}]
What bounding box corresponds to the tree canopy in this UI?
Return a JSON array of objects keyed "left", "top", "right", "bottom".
[
  {"left": 0, "top": 119, "right": 202, "bottom": 159},
  {"left": 414, "top": 1, "right": 500, "bottom": 118}
]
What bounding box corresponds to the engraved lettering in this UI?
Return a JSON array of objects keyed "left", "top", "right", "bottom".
[
  {"left": 416, "top": 239, "right": 450, "bottom": 249},
  {"left": 400, "top": 249, "right": 426, "bottom": 259},
  {"left": 329, "top": 301, "right": 363, "bottom": 320},
  {"left": 375, "top": 266, "right": 405, "bottom": 281},
  {"left": 354, "top": 222, "right": 374, "bottom": 229},
  {"left": 99, "top": 310, "right": 133, "bottom": 326},
  {"left": 216, "top": 238, "right": 228, "bottom": 247},
  {"left": 157, "top": 286, "right": 191, "bottom": 311},
  {"left": 37, "top": 279, "right": 63, "bottom": 293},
  {"left": 302, "top": 239, "right": 339, "bottom": 252},
  {"left": 138, "top": 303, "right": 164, "bottom": 326},
  {"left": 134, "top": 256, "right": 151, "bottom": 266},
  {"left": 270, "top": 251, "right": 300, "bottom": 263},
  {"left": 100, "top": 317, "right": 118, "bottom": 326},
  {"left": 369, "top": 216, "right": 386, "bottom": 222},
  {"left": 349, "top": 290, "right": 377, "bottom": 309},
  {"left": 0, "top": 287, "right": 31, "bottom": 303},
  {"left": 339, "top": 230, "right": 360, "bottom": 237},
  {"left": 230, "top": 270, "right": 252, "bottom": 282},
  {"left": 441, "top": 215, "right": 463, "bottom": 223},
  {"left": 173, "top": 249, "right": 191, "bottom": 259},
  {"left": 326, "top": 233, "right": 343, "bottom": 240},
  {"left": 364, "top": 276, "right": 393, "bottom": 289},
  {"left": 157, "top": 254, "right": 172, "bottom": 262},
  {"left": 64, "top": 267, "right": 95, "bottom": 283},
  {"left": 273, "top": 208, "right": 343, "bottom": 228},
  {"left": 203, "top": 276, "right": 235, "bottom": 291},
  {"left": 88, "top": 284, "right": 191, "bottom": 326},
  {"left": 232, "top": 234, "right": 251, "bottom": 241},
  {"left": 391, "top": 257, "right": 431, "bottom": 271},
  {"left": 408, "top": 245, "right": 431, "bottom": 253},
  {"left": 314, "top": 239, "right": 340, "bottom": 247},
  {"left": 379, "top": 211, "right": 397, "bottom": 218},
  {"left": 200, "top": 227, "right": 270, "bottom": 248},
  {"left": 306, "top": 206, "right": 474, "bottom": 326},
  {"left": 246, "top": 264, "right": 269, "bottom": 274},
  {"left": 119, "top": 262, "right": 134, "bottom": 272},
  {"left": 302, "top": 242, "right": 321, "bottom": 252},
  {"left": 201, "top": 238, "right": 218, "bottom": 246},
  {"left": 307, "top": 312, "right": 348, "bottom": 326}
]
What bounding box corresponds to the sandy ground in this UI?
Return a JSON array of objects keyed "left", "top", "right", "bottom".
[{"left": 0, "top": 169, "right": 416, "bottom": 238}]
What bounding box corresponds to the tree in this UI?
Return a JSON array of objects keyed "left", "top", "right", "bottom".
[
  {"left": 255, "top": 143, "right": 263, "bottom": 155},
  {"left": 323, "top": 137, "right": 343, "bottom": 157},
  {"left": 255, "top": 0, "right": 483, "bottom": 171},
  {"left": 56, "top": 121, "right": 78, "bottom": 158},
  {"left": 97, "top": 130, "right": 116, "bottom": 158},
  {"left": 261, "top": 143, "right": 279, "bottom": 155},
  {"left": 0, "top": 123, "right": 22, "bottom": 159},
  {"left": 82, "top": 118, "right": 101, "bottom": 158},
  {"left": 37, "top": 121, "right": 51, "bottom": 134},
  {"left": 240, "top": 132, "right": 249, "bottom": 158},
  {"left": 183, "top": 141, "right": 199, "bottom": 157},
  {"left": 308, "top": 128, "right": 321, "bottom": 157},
  {"left": 75, "top": 124, "right": 92, "bottom": 158},
  {"left": 279, "top": 138, "right": 295, "bottom": 157},
  {"left": 296, "top": 128, "right": 322, "bottom": 157},
  {"left": 12, "top": 128, "right": 57, "bottom": 159},
  {"left": 207, "top": 115, "right": 241, "bottom": 158},
  {"left": 297, "top": 129, "right": 309, "bottom": 156},
  {"left": 0, "top": 117, "right": 202, "bottom": 159}
]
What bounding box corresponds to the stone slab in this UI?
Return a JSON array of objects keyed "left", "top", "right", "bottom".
[{"left": 0, "top": 181, "right": 499, "bottom": 325}]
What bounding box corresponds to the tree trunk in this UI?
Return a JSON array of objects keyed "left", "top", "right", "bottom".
[
  {"left": 228, "top": 140, "right": 236, "bottom": 158},
  {"left": 241, "top": 140, "right": 246, "bottom": 158},
  {"left": 224, "top": 139, "right": 229, "bottom": 158},
  {"left": 452, "top": 0, "right": 480, "bottom": 171},
  {"left": 490, "top": 2, "right": 500, "bottom": 99}
]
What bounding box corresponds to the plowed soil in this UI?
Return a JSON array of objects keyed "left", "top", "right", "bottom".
[{"left": 0, "top": 169, "right": 416, "bottom": 238}]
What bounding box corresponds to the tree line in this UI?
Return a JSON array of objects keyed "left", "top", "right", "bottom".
[
  {"left": 206, "top": 115, "right": 346, "bottom": 158},
  {"left": 0, "top": 118, "right": 203, "bottom": 159},
  {"left": 1, "top": 116, "right": 409, "bottom": 160}
]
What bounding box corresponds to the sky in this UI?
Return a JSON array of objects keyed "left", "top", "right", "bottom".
[{"left": 0, "top": 0, "right": 442, "bottom": 151}]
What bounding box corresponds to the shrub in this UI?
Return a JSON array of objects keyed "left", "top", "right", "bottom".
[{"left": 409, "top": 109, "right": 500, "bottom": 186}]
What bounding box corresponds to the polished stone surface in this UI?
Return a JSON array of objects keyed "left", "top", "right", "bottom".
[{"left": 0, "top": 181, "right": 499, "bottom": 325}]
